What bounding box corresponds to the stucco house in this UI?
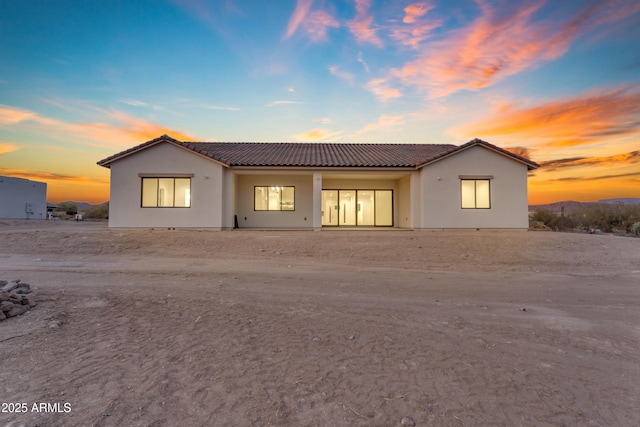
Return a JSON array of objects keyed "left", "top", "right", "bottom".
[
  {"left": 0, "top": 176, "right": 47, "bottom": 220},
  {"left": 97, "top": 135, "right": 538, "bottom": 230}
]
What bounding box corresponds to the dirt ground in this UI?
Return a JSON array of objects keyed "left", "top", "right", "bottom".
[{"left": 0, "top": 220, "right": 639, "bottom": 427}]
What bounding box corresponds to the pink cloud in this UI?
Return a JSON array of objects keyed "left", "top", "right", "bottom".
[
  {"left": 366, "top": 78, "right": 402, "bottom": 101},
  {"left": 304, "top": 10, "right": 340, "bottom": 42},
  {"left": 348, "top": 0, "right": 383, "bottom": 47},
  {"left": 403, "top": 2, "right": 432, "bottom": 24},
  {"left": 377, "top": 0, "right": 640, "bottom": 99},
  {"left": 284, "top": 0, "right": 314, "bottom": 39}
]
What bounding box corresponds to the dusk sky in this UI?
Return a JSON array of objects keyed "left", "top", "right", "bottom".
[{"left": 1, "top": 0, "right": 639, "bottom": 204}]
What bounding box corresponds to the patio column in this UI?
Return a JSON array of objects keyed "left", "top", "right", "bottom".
[{"left": 312, "top": 172, "right": 322, "bottom": 231}]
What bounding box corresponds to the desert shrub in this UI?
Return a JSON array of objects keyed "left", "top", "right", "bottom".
[
  {"left": 84, "top": 202, "right": 109, "bottom": 219},
  {"left": 55, "top": 201, "right": 78, "bottom": 215},
  {"left": 631, "top": 222, "right": 640, "bottom": 237},
  {"left": 530, "top": 209, "right": 575, "bottom": 230},
  {"left": 568, "top": 203, "right": 640, "bottom": 233}
]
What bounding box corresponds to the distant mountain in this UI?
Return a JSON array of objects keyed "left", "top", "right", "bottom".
[
  {"left": 47, "top": 201, "right": 108, "bottom": 212},
  {"left": 530, "top": 198, "right": 640, "bottom": 212},
  {"left": 597, "top": 198, "right": 640, "bottom": 205}
]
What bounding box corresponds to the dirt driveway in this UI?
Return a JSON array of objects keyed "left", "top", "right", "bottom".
[{"left": 1, "top": 221, "right": 639, "bottom": 426}]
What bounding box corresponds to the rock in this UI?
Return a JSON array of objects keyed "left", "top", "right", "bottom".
[
  {"left": 401, "top": 416, "right": 416, "bottom": 426},
  {"left": 0, "top": 301, "right": 14, "bottom": 313},
  {"left": 14, "top": 285, "right": 31, "bottom": 294},
  {"left": 7, "top": 305, "right": 28, "bottom": 317},
  {"left": 0, "top": 279, "right": 36, "bottom": 320},
  {"left": 2, "top": 281, "right": 19, "bottom": 293}
]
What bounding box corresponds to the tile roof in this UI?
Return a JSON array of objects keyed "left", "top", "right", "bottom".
[{"left": 97, "top": 135, "right": 539, "bottom": 170}]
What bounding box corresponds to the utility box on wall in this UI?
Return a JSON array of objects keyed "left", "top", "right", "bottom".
[{"left": 0, "top": 176, "right": 47, "bottom": 219}]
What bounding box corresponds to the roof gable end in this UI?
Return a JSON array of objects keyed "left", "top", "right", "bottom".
[{"left": 417, "top": 138, "right": 540, "bottom": 170}]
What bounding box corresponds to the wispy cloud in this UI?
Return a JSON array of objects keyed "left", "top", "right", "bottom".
[
  {"left": 0, "top": 105, "right": 37, "bottom": 126},
  {"left": 266, "top": 100, "right": 304, "bottom": 107},
  {"left": 389, "top": 1, "right": 440, "bottom": 48},
  {"left": 357, "top": 52, "right": 370, "bottom": 72},
  {"left": 0, "top": 103, "right": 195, "bottom": 146},
  {"left": 371, "top": 0, "right": 640, "bottom": 100},
  {"left": 204, "top": 104, "right": 241, "bottom": 111},
  {"left": 329, "top": 65, "right": 355, "bottom": 84},
  {"left": 0, "top": 143, "right": 19, "bottom": 156},
  {"left": 355, "top": 114, "right": 405, "bottom": 135},
  {"left": 366, "top": 78, "right": 401, "bottom": 101},
  {"left": 539, "top": 150, "right": 640, "bottom": 171},
  {"left": 348, "top": 0, "right": 383, "bottom": 47},
  {"left": 284, "top": 0, "right": 314, "bottom": 39},
  {"left": 292, "top": 128, "right": 343, "bottom": 141},
  {"left": 454, "top": 86, "right": 640, "bottom": 147},
  {"left": 545, "top": 171, "right": 640, "bottom": 183},
  {"left": 305, "top": 10, "right": 339, "bottom": 42},
  {"left": 0, "top": 167, "right": 107, "bottom": 184},
  {"left": 121, "top": 99, "right": 148, "bottom": 107}
]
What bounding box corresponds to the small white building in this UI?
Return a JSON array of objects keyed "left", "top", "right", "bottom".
[
  {"left": 98, "top": 135, "right": 539, "bottom": 230},
  {"left": 0, "top": 176, "right": 48, "bottom": 220}
]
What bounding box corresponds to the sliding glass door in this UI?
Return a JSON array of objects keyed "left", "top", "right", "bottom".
[{"left": 322, "top": 190, "right": 393, "bottom": 227}]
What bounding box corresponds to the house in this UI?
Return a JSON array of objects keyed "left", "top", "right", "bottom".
[
  {"left": 97, "top": 135, "right": 539, "bottom": 230},
  {"left": 0, "top": 176, "right": 47, "bottom": 220}
]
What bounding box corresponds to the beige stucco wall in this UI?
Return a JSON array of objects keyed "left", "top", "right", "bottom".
[
  {"left": 419, "top": 145, "right": 530, "bottom": 229},
  {"left": 108, "top": 142, "right": 225, "bottom": 229},
  {"left": 235, "top": 173, "right": 315, "bottom": 228}
]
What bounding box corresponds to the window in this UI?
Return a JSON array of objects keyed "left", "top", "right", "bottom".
[
  {"left": 141, "top": 177, "right": 191, "bottom": 207},
  {"left": 461, "top": 179, "right": 490, "bottom": 209},
  {"left": 254, "top": 186, "right": 295, "bottom": 211}
]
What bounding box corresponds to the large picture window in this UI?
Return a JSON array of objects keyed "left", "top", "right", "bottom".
[
  {"left": 254, "top": 186, "right": 295, "bottom": 211},
  {"left": 461, "top": 179, "right": 491, "bottom": 209},
  {"left": 141, "top": 177, "right": 191, "bottom": 207}
]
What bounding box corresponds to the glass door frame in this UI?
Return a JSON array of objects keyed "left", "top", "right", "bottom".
[{"left": 321, "top": 189, "right": 394, "bottom": 227}]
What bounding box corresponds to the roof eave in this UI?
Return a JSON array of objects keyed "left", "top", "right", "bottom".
[{"left": 96, "top": 135, "right": 231, "bottom": 169}]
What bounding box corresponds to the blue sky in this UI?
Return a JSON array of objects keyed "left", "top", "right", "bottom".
[{"left": 1, "top": 0, "right": 639, "bottom": 203}]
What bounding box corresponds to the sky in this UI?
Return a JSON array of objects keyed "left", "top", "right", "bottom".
[{"left": 1, "top": 0, "right": 639, "bottom": 205}]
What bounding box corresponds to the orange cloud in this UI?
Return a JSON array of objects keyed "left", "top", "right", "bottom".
[
  {"left": 0, "top": 103, "right": 195, "bottom": 147},
  {"left": 539, "top": 150, "right": 640, "bottom": 171},
  {"left": 0, "top": 167, "right": 106, "bottom": 184},
  {"left": 0, "top": 168, "right": 110, "bottom": 203},
  {"left": 0, "top": 143, "right": 19, "bottom": 156},
  {"left": 455, "top": 87, "right": 640, "bottom": 147},
  {"left": 377, "top": 0, "right": 640, "bottom": 99},
  {"left": 0, "top": 105, "right": 37, "bottom": 126},
  {"left": 356, "top": 114, "right": 405, "bottom": 135},
  {"left": 292, "top": 128, "right": 343, "bottom": 141},
  {"left": 106, "top": 111, "right": 194, "bottom": 142},
  {"left": 348, "top": 0, "right": 383, "bottom": 47}
]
